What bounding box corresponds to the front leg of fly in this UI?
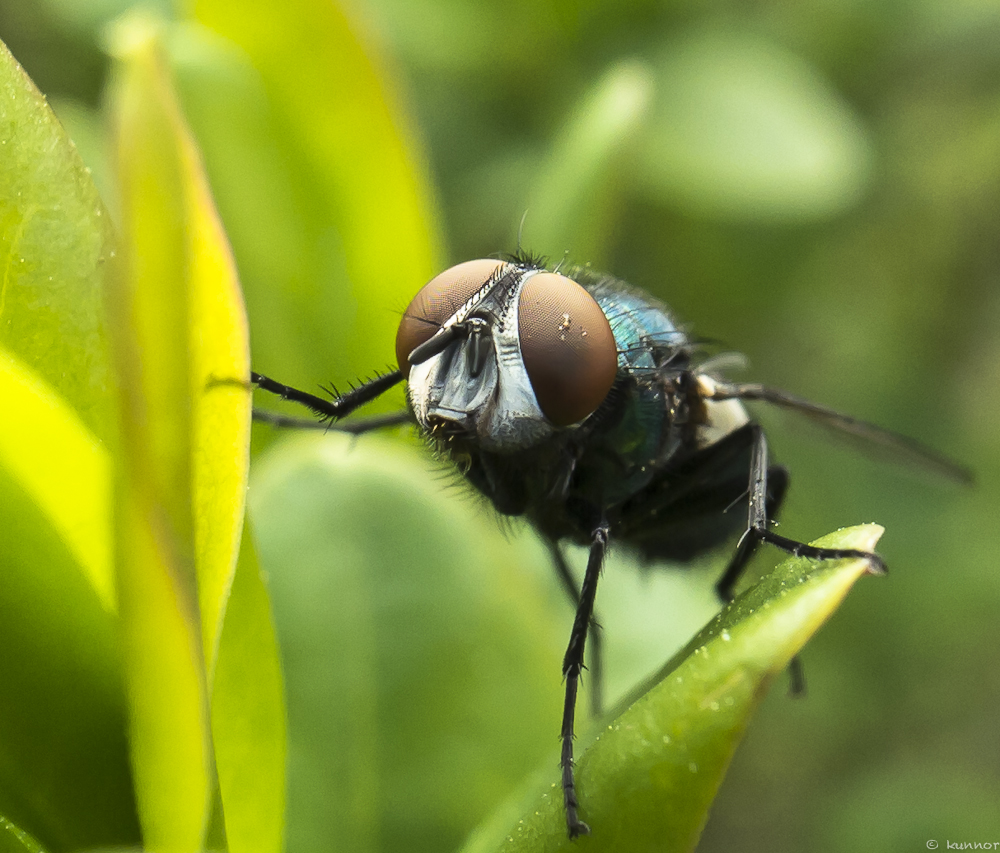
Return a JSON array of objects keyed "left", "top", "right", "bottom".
[
  {"left": 560, "top": 520, "right": 609, "bottom": 839},
  {"left": 251, "top": 369, "right": 403, "bottom": 424}
]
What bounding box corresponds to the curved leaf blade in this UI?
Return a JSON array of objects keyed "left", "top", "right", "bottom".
[
  {"left": 108, "top": 13, "right": 264, "bottom": 851},
  {"left": 106, "top": 15, "right": 215, "bottom": 851},
  {"left": 635, "top": 29, "right": 874, "bottom": 223},
  {"left": 0, "top": 39, "right": 114, "bottom": 443},
  {"left": 174, "top": 44, "right": 284, "bottom": 851},
  {"left": 210, "top": 527, "right": 287, "bottom": 853},
  {"left": 0, "top": 364, "right": 136, "bottom": 850},
  {"left": 0, "top": 347, "right": 113, "bottom": 610},
  {"left": 0, "top": 816, "right": 47, "bottom": 853},
  {"left": 465, "top": 525, "right": 884, "bottom": 853},
  {"left": 521, "top": 60, "right": 652, "bottom": 263},
  {"left": 248, "top": 432, "right": 567, "bottom": 853},
  {"left": 182, "top": 72, "right": 252, "bottom": 675},
  {"left": 182, "top": 0, "right": 443, "bottom": 396},
  {"left": 0, "top": 37, "right": 137, "bottom": 852}
]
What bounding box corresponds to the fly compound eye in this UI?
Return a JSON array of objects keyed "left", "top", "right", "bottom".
[
  {"left": 395, "top": 259, "right": 505, "bottom": 375},
  {"left": 518, "top": 273, "right": 618, "bottom": 426}
]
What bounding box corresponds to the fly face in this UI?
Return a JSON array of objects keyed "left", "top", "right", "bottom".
[
  {"left": 250, "top": 254, "right": 970, "bottom": 840},
  {"left": 395, "top": 259, "right": 618, "bottom": 451}
]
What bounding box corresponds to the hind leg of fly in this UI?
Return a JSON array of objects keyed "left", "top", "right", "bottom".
[
  {"left": 713, "top": 463, "right": 812, "bottom": 693},
  {"left": 714, "top": 462, "right": 789, "bottom": 603},
  {"left": 719, "top": 425, "right": 886, "bottom": 693},
  {"left": 737, "top": 424, "right": 885, "bottom": 573}
]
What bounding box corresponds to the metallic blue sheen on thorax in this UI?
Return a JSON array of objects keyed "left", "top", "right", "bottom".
[{"left": 567, "top": 274, "right": 691, "bottom": 509}]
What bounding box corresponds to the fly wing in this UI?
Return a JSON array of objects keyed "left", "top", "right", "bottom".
[{"left": 704, "top": 380, "right": 973, "bottom": 486}]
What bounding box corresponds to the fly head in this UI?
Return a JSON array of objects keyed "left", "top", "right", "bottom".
[{"left": 395, "top": 259, "right": 619, "bottom": 452}]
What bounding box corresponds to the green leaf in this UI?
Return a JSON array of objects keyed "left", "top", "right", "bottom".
[
  {"left": 248, "top": 433, "right": 568, "bottom": 853},
  {"left": 210, "top": 526, "right": 287, "bottom": 853},
  {"left": 0, "top": 816, "right": 47, "bottom": 853},
  {"left": 0, "top": 353, "right": 136, "bottom": 850},
  {"left": 0, "top": 345, "right": 114, "bottom": 610},
  {"left": 521, "top": 61, "right": 652, "bottom": 264},
  {"left": 104, "top": 10, "right": 258, "bottom": 850},
  {"left": 179, "top": 0, "right": 443, "bottom": 398},
  {"left": 462, "top": 525, "right": 884, "bottom": 853},
  {"left": 182, "top": 80, "right": 253, "bottom": 676},
  {"left": 171, "top": 23, "right": 283, "bottom": 853},
  {"left": 107, "top": 12, "right": 270, "bottom": 851},
  {"left": 0, "top": 37, "right": 138, "bottom": 853},
  {"left": 0, "top": 38, "right": 114, "bottom": 443},
  {"left": 634, "top": 29, "right": 874, "bottom": 223}
]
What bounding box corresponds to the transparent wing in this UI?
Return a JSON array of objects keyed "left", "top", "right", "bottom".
[{"left": 705, "top": 380, "right": 973, "bottom": 486}]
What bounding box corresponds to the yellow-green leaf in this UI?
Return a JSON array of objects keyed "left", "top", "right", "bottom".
[
  {"left": 106, "top": 14, "right": 215, "bottom": 851},
  {"left": 0, "top": 816, "right": 47, "bottom": 853},
  {"left": 0, "top": 347, "right": 113, "bottom": 610},
  {"left": 181, "top": 0, "right": 442, "bottom": 397},
  {"left": 0, "top": 39, "right": 114, "bottom": 443},
  {"left": 183, "top": 80, "right": 252, "bottom": 675},
  {"left": 0, "top": 358, "right": 136, "bottom": 849},
  {"left": 0, "top": 37, "right": 137, "bottom": 852},
  {"left": 107, "top": 12, "right": 264, "bottom": 852}
]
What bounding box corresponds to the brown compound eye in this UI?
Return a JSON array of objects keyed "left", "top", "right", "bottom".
[
  {"left": 518, "top": 272, "right": 618, "bottom": 426},
  {"left": 395, "top": 259, "right": 505, "bottom": 375}
]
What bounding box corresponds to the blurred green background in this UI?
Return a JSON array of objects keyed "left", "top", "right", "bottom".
[{"left": 3, "top": 0, "right": 998, "bottom": 850}]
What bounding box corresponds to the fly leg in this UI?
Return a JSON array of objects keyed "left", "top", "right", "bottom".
[
  {"left": 211, "top": 373, "right": 404, "bottom": 430},
  {"left": 740, "top": 424, "right": 886, "bottom": 574},
  {"left": 725, "top": 426, "right": 886, "bottom": 693},
  {"left": 252, "top": 409, "right": 414, "bottom": 433},
  {"left": 251, "top": 369, "right": 403, "bottom": 424},
  {"left": 548, "top": 541, "right": 604, "bottom": 719},
  {"left": 560, "top": 521, "right": 609, "bottom": 839},
  {"left": 732, "top": 425, "right": 885, "bottom": 584},
  {"left": 714, "top": 463, "right": 789, "bottom": 603},
  {"left": 715, "top": 464, "right": 810, "bottom": 694}
]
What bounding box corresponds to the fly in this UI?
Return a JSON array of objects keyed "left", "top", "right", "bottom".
[{"left": 250, "top": 253, "right": 971, "bottom": 839}]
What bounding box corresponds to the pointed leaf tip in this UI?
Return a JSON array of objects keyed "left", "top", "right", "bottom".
[{"left": 465, "top": 524, "right": 885, "bottom": 853}]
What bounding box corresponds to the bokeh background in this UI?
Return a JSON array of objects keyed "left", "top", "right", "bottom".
[{"left": 3, "top": 0, "right": 998, "bottom": 850}]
